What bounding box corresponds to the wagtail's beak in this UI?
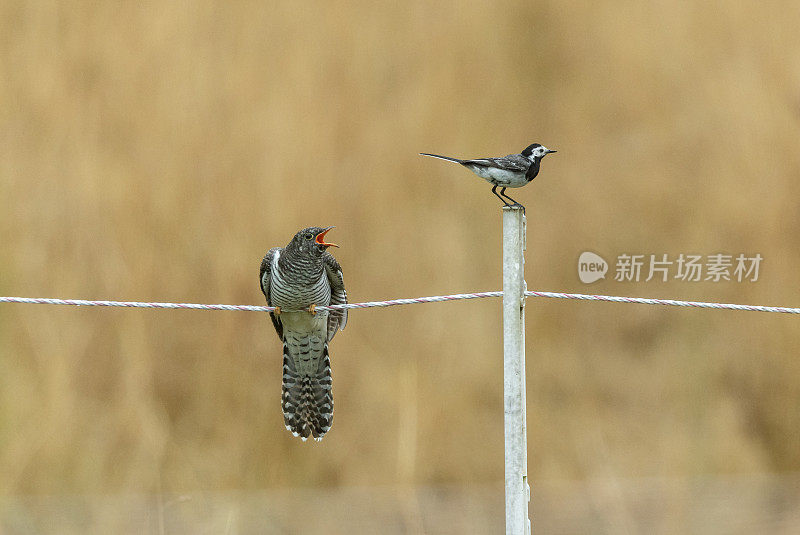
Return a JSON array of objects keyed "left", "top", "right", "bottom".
[
  {"left": 546, "top": 149, "right": 557, "bottom": 154},
  {"left": 315, "top": 226, "right": 338, "bottom": 248}
]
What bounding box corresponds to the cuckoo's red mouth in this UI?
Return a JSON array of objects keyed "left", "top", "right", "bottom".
[{"left": 315, "top": 227, "right": 338, "bottom": 248}]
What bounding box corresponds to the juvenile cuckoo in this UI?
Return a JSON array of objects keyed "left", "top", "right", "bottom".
[{"left": 260, "top": 226, "right": 348, "bottom": 441}]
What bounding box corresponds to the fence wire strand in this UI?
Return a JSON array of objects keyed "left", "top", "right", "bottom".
[{"left": 1, "top": 291, "right": 798, "bottom": 314}]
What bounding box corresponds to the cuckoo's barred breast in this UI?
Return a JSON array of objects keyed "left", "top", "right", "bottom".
[{"left": 269, "top": 252, "right": 332, "bottom": 311}]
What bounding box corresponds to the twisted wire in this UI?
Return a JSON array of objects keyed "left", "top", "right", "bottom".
[{"left": 1, "top": 291, "right": 797, "bottom": 314}]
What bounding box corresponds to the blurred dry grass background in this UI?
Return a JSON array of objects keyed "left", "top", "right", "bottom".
[{"left": 1, "top": 1, "right": 800, "bottom": 532}]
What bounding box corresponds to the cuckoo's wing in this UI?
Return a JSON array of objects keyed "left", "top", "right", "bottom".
[
  {"left": 323, "top": 252, "right": 348, "bottom": 341},
  {"left": 259, "top": 247, "right": 283, "bottom": 339}
]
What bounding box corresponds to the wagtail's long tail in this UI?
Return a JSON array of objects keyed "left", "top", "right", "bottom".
[{"left": 419, "top": 153, "right": 463, "bottom": 164}]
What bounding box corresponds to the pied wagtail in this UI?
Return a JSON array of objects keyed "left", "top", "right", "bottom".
[{"left": 420, "top": 143, "right": 556, "bottom": 209}]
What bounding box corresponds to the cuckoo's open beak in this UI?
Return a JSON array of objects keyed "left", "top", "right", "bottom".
[{"left": 315, "top": 227, "right": 338, "bottom": 248}]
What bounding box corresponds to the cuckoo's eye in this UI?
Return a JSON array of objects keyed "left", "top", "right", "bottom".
[{"left": 304, "top": 233, "right": 313, "bottom": 240}]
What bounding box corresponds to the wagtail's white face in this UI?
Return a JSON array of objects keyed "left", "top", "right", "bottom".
[{"left": 525, "top": 144, "right": 556, "bottom": 162}]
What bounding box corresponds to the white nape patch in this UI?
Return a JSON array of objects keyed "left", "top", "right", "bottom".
[{"left": 272, "top": 249, "right": 281, "bottom": 271}]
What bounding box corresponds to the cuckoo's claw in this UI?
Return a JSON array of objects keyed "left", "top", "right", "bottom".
[{"left": 307, "top": 304, "right": 316, "bottom": 315}]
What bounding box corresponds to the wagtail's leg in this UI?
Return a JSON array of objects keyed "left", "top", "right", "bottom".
[
  {"left": 492, "top": 185, "right": 512, "bottom": 207},
  {"left": 500, "top": 187, "right": 526, "bottom": 213}
]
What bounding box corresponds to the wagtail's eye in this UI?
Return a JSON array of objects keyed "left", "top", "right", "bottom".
[{"left": 304, "top": 233, "right": 313, "bottom": 240}]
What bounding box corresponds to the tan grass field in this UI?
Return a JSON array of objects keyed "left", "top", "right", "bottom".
[{"left": 1, "top": 1, "right": 800, "bottom": 532}]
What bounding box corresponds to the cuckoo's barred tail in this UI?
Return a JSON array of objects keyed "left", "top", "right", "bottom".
[{"left": 281, "top": 342, "right": 333, "bottom": 441}]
